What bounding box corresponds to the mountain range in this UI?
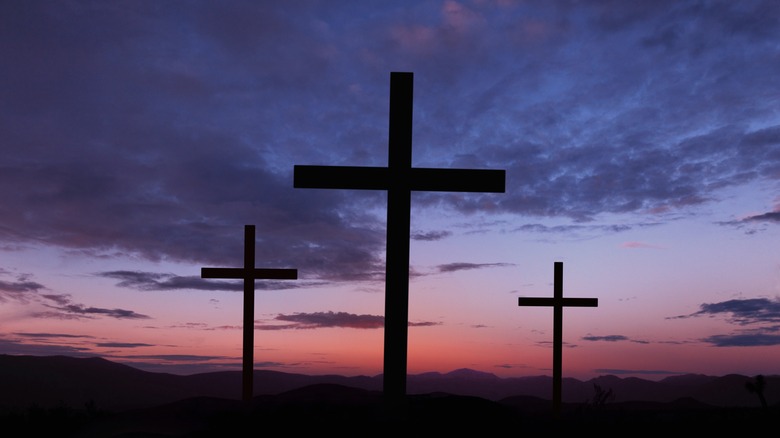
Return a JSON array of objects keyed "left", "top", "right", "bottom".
[
  {"left": 1, "top": 355, "right": 777, "bottom": 435},
  {"left": 1, "top": 354, "right": 777, "bottom": 411}
]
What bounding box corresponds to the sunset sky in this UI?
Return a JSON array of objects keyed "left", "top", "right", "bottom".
[{"left": 2, "top": 1, "right": 780, "bottom": 382}]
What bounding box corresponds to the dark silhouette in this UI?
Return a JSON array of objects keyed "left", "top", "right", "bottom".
[
  {"left": 3, "top": 355, "right": 779, "bottom": 434},
  {"left": 585, "top": 383, "right": 615, "bottom": 410},
  {"left": 294, "top": 72, "right": 505, "bottom": 403},
  {"left": 4, "top": 355, "right": 780, "bottom": 410},
  {"left": 517, "top": 261, "right": 598, "bottom": 419},
  {"left": 201, "top": 224, "right": 297, "bottom": 401},
  {"left": 745, "top": 374, "right": 768, "bottom": 409}
]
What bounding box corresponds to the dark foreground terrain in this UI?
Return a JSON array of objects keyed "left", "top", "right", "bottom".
[
  {"left": 2, "top": 355, "right": 777, "bottom": 435},
  {"left": 5, "top": 384, "right": 777, "bottom": 436}
]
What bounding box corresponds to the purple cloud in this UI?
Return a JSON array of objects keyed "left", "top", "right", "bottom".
[
  {"left": 411, "top": 230, "right": 453, "bottom": 241},
  {"left": 275, "top": 311, "right": 384, "bottom": 329},
  {"left": 582, "top": 335, "right": 629, "bottom": 342},
  {"left": 669, "top": 298, "right": 780, "bottom": 325},
  {"left": 702, "top": 333, "right": 780, "bottom": 347},
  {"left": 266, "top": 311, "right": 441, "bottom": 330},
  {"left": 97, "top": 270, "right": 304, "bottom": 292},
  {"left": 437, "top": 262, "right": 514, "bottom": 273}
]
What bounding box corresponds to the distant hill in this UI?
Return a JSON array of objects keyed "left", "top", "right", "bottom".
[
  {"left": 0, "top": 354, "right": 777, "bottom": 413},
  {"left": 1, "top": 355, "right": 778, "bottom": 435}
]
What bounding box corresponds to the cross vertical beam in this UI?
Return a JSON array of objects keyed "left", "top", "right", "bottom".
[
  {"left": 517, "top": 262, "right": 598, "bottom": 418},
  {"left": 384, "top": 71, "right": 412, "bottom": 404},
  {"left": 294, "top": 72, "right": 505, "bottom": 402},
  {"left": 201, "top": 225, "right": 297, "bottom": 401}
]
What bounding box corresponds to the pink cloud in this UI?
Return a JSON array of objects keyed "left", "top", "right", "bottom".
[
  {"left": 442, "top": 0, "right": 485, "bottom": 32},
  {"left": 389, "top": 24, "right": 437, "bottom": 54}
]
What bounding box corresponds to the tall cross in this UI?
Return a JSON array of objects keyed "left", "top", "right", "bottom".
[
  {"left": 201, "top": 224, "right": 297, "bottom": 402},
  {"left": 517, "top": 261, "right": 598, "bottom": 418},
  {"left": 294, "top": 72, "right": 505, "bottom": 401}
]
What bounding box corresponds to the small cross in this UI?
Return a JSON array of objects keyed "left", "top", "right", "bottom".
[
  {"left": 517, "top": 261, "right": 598, "bottom": 418},
  {"left": 201, "top": 224, "right": 297, "bottom": 401},
  {"left": 294, "top": 72, "right": 505, "bottom": 402}
]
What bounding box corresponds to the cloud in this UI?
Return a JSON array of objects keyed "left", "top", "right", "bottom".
[
  {"left": 442, "top": 0, "right": 485, "bottom": 33},
  {"left": 14, "top": 332, "right": 94, "bottom": 339},
  {"left": 0, "top": 330, "right": 183, "bottom": 359},
  {"left": 38, "top": 304, "right": 151, "bottom": 320},
  {"left": 95, "top": 342, "right": 155, "bottom": 348},
  {"left": 581, "top": 334, "right": 650, "bottom": 344},
  {"left": 261, "top": 311, "right": 441, "bottom": 330},
  {"left": 0, "top": 278, "right": 45, "bottom": 293},
  {"left": 117, "top": 356, "right": 319, "bottom": 374},
  {"left": 510, "top": 223, "right": 653, "bottom": 241},
  {"left": 40, "top": 294, "right": 72, "bottom": 306},
  {"left": 437, "top": 262, "right": 514, "bottom": 273},
  {"left": 668, "top": 297, "right": 780, "bottom": 325},
  {"left": 493, "top": 363, "right": 532, "bottom": 371},
  {"left": 0, "top": 338, "right": 94, "bottom": 356},
  {"left": 742, "top": 211, "right": 780, "bottom": 223},
  {"left": 670, "top": 297, "right": 780, "bottom": 346},
  {"left": 720, "top": 205, "right": 780, "bottom": 231},
  {"left": 120, "top": 354, "right": 229, "bottom": 362},
  {"left": 0, "top": 271, "right": 151, "bottom": 320},
  {"left": 97, "top": 270, "right": 303, "bottom": 292},
  {"left": 533, "top": 340, "right": 580, "bottom": 349},
  {"left": 0, "top": 272, "right": 46, "bottom": 303},
  {"left": 108, "top": 353, "right": 244, "bottom": 374},
  {"left": 31, "top": 294, "right": 152, "bottom": 320},
  {"left": 593, "top": 368, "right": 682, "bottom": 377},
  {"left": 409, "top": 321, "right": 442, "bottom": 327},
  {"left": 411, "top": 230, "right": 453, "bottom": 241},
  {"left": 274, "top": 311, "right": 384, "bottom": 329},
  {"left": 581, "top": 335, "right": 629, "bottom": 342},
  {"left": 701, "top": 333, "right": 780, "bottom": 347},
  {"left": 0, "top": 1, "right": 779, "bottom": 285}
]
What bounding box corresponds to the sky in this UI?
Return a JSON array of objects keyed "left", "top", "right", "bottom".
[{"left": 1, "top": 0, "right": 780, "bottom": 382}]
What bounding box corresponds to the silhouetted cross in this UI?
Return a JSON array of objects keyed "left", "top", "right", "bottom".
[
  {"left": 294, "top": 72, "right": 505, "bottom": 402},
  {"left": 201, "top": 224, "right": 297, "bottom": 402},
  {"left": 517, "top": 261, "right": 598, "bottom": 418}
]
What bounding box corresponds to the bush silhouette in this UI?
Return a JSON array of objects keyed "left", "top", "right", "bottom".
[{"left": 745, "top": 375, "right": 767, "bottom": 409}]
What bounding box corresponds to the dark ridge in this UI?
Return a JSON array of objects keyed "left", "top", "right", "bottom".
[{"left": 1, "top": 354, "right": 779, "bottom": 435}]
